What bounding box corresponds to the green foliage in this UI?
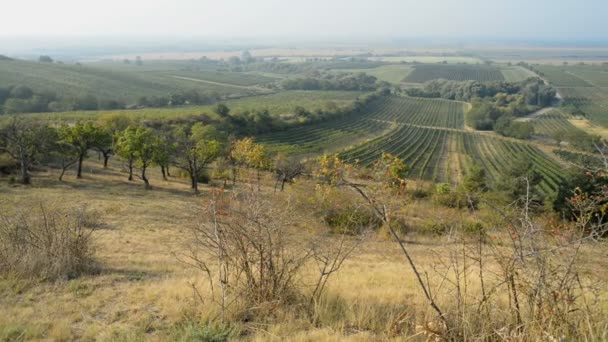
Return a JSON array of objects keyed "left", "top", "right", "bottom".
[
  {"left": 324, "top": 206, "right": 382, "bottom": 235},
  {"left": 495, "top": 156, "right": 543, "bottom": 204},
  {"left": 282, "top": 71, "right": 380, "bottom": 91},
  {"left": 494, "top": 116, "right": 535, "bottom": 139},
  {"left": 553, "top": 170, "right": 608, "bottom": 225},
  {"left": 171, "top": 321, "right": 235, "bottom": 342},
  {"left": 462, "top": 163, "right": 488, "bottom": 193}
]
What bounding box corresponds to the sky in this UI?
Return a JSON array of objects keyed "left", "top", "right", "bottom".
[{"left": 0, "top": 0, "right": 606, "bottom": 41}]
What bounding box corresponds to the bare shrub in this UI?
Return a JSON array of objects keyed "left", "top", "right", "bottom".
[
  {"left": 0, "top": 204, "right": 98, "bottom": 280},
  {"left": 180, "top": 188, "right": 359, "bottom": 324}
]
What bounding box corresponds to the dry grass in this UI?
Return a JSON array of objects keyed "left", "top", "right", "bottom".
[{"left": 1, "top": 159, "right": 607, "bottom": 340}]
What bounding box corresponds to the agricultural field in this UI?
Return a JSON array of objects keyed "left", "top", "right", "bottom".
[
  {"left": 557, "top": 87, "right": 608, "bottom": 127},
  {"left": 528, "top": 110, "right": 585, "bottom": 138},
  {"left": 8, "top": 91, "right": 367, "bottom": 123},
  {"left": 368, "top": 56, "right": 482, "bottom": 64},
  {"left": 560, "top": 65, "right": 608, "bottom": 87},
  {"left": 0, "top": 59, "right": 258, "bottom": 104},
  {"left": 257, "top": 95, "right": 562, "bottom": 191},
  {"left": 169, "top": 70, "right": 277, "bottom": 86},
  {"left": 338, "top": 64, "right": 413, "bottom": 83},
  {"left": 364, "top": 96, "right": 465, "bottom": 128},
  {"left": 500, "top": 65, "right": 538, "bottom": 82},
  {"left": 256, "top": 117, "right": 393, "bottom": 155},
  {"left": 404, "top": 64, "right": 505, "bottom": 83},
  {"left": 222, "top": 90, "right": 368, "bottom": 115},
  {"left": 534, "top": 65, "right": 593, "bottom": 87},
  {"left": 257, "top": 96, "right": 465, "bottom": 155}
]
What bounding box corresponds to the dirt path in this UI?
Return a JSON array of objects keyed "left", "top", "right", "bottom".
[{"left": 170, "top": 75, "right": 272, "bottom": 92}]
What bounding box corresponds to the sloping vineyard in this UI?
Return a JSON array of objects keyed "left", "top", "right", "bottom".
[
  {"left": 558, "top": 87, "right": 608, "bottom": 127},
  {"left": 257, "top": 95, "right": 564, "bottom": 192},
  {"left": 404, "top": 64, "right": 505, "bottom": 83},
  {"left": 530, "top": 110, "right": 584, "bottom": 137},
  {"left": 364, "top": 96, "right": 465, "bottom": 128},
  {"left": 256, "top": 116, "right": 393, "bottom": 155}
]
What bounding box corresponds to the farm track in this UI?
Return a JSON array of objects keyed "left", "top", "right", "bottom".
[{"left": 170, "top": 75, "right": 272, "bottom": 92}]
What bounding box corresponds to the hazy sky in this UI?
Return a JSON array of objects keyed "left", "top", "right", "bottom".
[{"left": 1, "top": 0, "right": 605, "bottom": 40}]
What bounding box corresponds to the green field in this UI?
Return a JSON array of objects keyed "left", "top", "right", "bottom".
[
  {"left": 404, "top": 64, "right": 505, "bottom": 83},
  {"left": 534, "top": 65, "right": 593, "bottom": 87},
  {"left": 368, "top": 56, "right": 482, "bottom": 64},
  {"left": 500, "top": 66, "right": 538, "bottom": 82},
  {"left": 340, "top": 64, "right": 413, "bottom": 83},
  {"left": 558, "top": 87, "right": 608, "bottom": 127},
  {"left": 559, "top": 65, "right": 608, "bottom": 87},
  {"left": 7, "top": 90, "right": 366, "bottom": 122},
  {"left": 0, "top": 60, "right": 259, "bottom": 104},
  {"left": 529, "top": 110, "right": 584, "bottom": 138}
]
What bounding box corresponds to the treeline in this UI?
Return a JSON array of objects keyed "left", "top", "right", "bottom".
[
  {"left": 406, "top": 78, "right": 556, "bottom": 138},
  {"left": 281, "top": 72, "right": 385, "bottom": 91},
  {"left": 0, "top": 91, "right": 383, "bottom": 187},
  {"left": 405, "top": 78, "right": 555, "bottom": 105},
  {"left": 0, "top": 84, "right": 223, "bottom": 114}
]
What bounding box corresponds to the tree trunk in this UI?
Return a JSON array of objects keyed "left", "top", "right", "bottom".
[
  {"left": 59, "top": 167, "right": 66, "bottom": 181},
  {"left": 166, "top": 165, "right": 171, "bottom": 177},
  {"left": 142, "top": 167, "right": 150, "bottom": 188},
  {"left": 257, "top": 169, "right": 261, "bottom": 191},
  {"left": 76, "top": 154, "right": 84, "bottom": 179},
  {"left": 19, "top": 154, "right": 30, "bottom": 185},
  {"left": 128, "top": 159, "right": 133, "bottom": 181},
  {"left": 232, "top": 167, "right": 237, "bottom": 186},
  {"left": 161, "top": 165, "right": 168, "bottom": 181},
  {"left": 103, "top": 152, "right": 110, "bottom": 168},
  {"left": 281, "top": 178, "right": 287, "bottom": 191},
  {"left": 191, "top": 174, "right": 199, "bottom": 193}
]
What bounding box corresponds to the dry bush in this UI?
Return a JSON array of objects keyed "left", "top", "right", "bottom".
[
  {"left": 179, "top": 188, "right": 358, "bottom": 325},
  {"left": 0, "top": 204, "right": 98, "bottom": 281}
]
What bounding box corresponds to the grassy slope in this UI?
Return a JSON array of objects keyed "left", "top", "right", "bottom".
[{"left": 0, "top": 161, "right": 606, "bottom": 340}]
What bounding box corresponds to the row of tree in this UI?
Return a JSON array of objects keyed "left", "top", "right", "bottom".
[
  {"left": 281, "top": 71, "right": 385, "bottom": 91},
  {"left": 0, "top": 84, "right": 230, "bottom": 114}
]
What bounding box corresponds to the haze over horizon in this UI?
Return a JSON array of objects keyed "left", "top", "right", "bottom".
[{"left": 1, "top": 0, "right": 606, "bottom": 41}]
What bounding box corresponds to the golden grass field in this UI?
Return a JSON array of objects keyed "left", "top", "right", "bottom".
[{"left": 1, "top": 157, "right": 608, "bottom": 341}]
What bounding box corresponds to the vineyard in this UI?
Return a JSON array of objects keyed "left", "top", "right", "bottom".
[
  {"left": 257, "top": 95, "right": 563, "bottom": 192},
  {"left": 0, "top": 60, "right": 256, "bottom": 103},
  {"left": 529, "top": 110, "right": 584, "bottom": 138},
  {"left": 558, "top": 87, "right": 608, "bottom": 127},
  {"left": 363, "top": 96, "right": 465, "bottom": 128},
  {"left": 404, "top": 64, "right": 505, "bottom": 83},
  {"left": 534, "top": 65, "right": 592, "bottom": 87},
  {"left": 169, "top": 70, "right": 278, "bottom": 86},
  {"left": 256, "top": 117, "right": 393, "bottom": 155}
]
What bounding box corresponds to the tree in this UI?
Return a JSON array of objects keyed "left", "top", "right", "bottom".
[
  {"left": 49, "top": 139, "right": 80, "bottom": 181},
  {"left": 373, "top": 152, "right": 408, "bottom": 191},
  {"left": 274, "top": 154, "right": 305, "bottom": 191},
  {"left": 214, "top": 103, "right": 230, "bottom": 118},
  {"left": 0, "top": 117, "right": 54, "bottom": 184},
  {"left": 173, "top": 123, "right": 223, "bottom": 193},
  {"left": 38, "top": 55, "right": 53, "bottom": 63},
  {"left": 96, "top": 114, "right": 133, "bottom": 168},
  {"left": 462, "top": 163, "right": 488, "bottom": 193},
  {"left": 114, "top": 126, "right": 138, "bottom": 181},
  {"left": 130, "top": 127, "right": 158, "bottom": 188},
  {"left": 152, "top": 133, "right": 173, "bottom": 181},
  {"left": 228, "top": 137, "right": 270, "bottom": 187},
  {"left": 495, "top": 156, "right": 542, "bottom": 205},
  {"left": 59, "top": 122, "right": 102, "bottom": 179}
]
